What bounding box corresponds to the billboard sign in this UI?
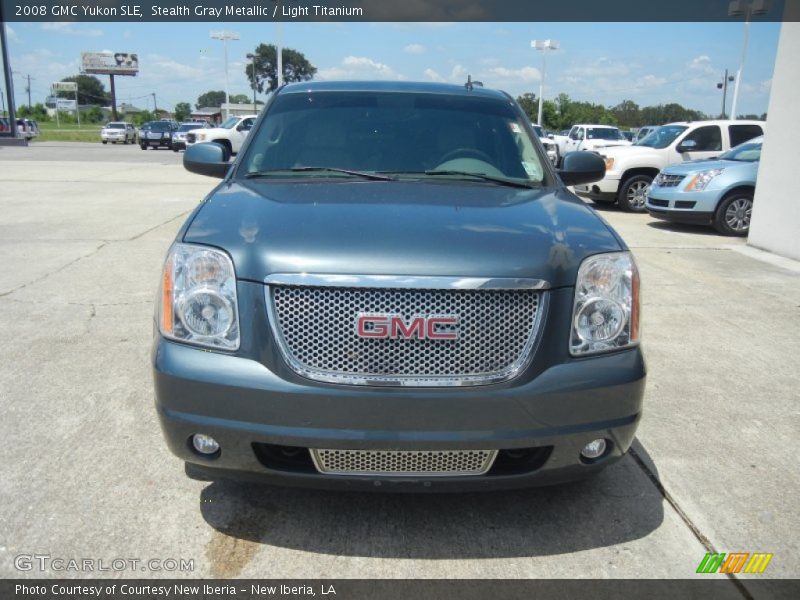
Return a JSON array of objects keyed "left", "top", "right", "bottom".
[
  {"left": 81, "top": 52, "right": 139, "bottom": 75},
  {"left": 52, "top": 82, "right": 78, "bottom": 92},
  {"left": 56, "top": 99, "right": 77, "bottom": 112}
]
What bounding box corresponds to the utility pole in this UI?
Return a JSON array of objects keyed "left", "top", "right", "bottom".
[
  {"left": 717, "top": 69, "right": 735, "bottom": 118},
  {"left": 210, "top": 30, "right": 240, "bottom": 119},
  {"left": 531, "top": 40, "right": 559, "bottom": 126},
  {"left": 109, "top": 74, "right": 117, "bottom": 120},
  {"left": 26, "top": 73, "right": 32, "bottom": 107},
  {"left": 152, "top": 92, "right": 157, "bottom": 115}
]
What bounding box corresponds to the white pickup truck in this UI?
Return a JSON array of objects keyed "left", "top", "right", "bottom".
[
  {"left": 551, "top": 124, "right": 630, "bottom": 162},
  {"left": 184, "top": 114, "right": 258, "bottom": 155},
  {"left": 575, "top": 119, "right": 766, "bottom": 212}
]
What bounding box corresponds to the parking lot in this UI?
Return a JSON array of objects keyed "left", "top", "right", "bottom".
[{"left": 0, "top": 142, "right": 798, "bottom": 586}]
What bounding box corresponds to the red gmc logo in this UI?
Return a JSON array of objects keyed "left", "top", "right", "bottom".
[{"left": 356, "top": 314, "right": 459, "bottom": 340}]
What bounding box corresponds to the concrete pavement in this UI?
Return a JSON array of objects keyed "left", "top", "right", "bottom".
[{"left": 0, "top": 143, "right": 797, "bottom": 588}]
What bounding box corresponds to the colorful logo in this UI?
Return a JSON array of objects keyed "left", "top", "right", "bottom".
[{"left": 696, "top": 552, "right": 773, "bottom": 574}]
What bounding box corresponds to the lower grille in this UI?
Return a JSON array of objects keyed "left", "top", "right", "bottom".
[
  {"left": 648, "top": 198, "right": 669, "bottom": 207},
  {"left": 186, "top": 133, "right": 196, "bottom": 143},
  {"left": 311, "top": 449, "right": 497, "bottom": 477}
]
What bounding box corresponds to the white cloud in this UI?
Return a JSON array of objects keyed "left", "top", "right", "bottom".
[
  {"left": 41, "top": 22, "right": 104, "bottom": 37},
  {"left": 423, "top": 68, "right": 445, "bottom": 82},
  {"left": 759, "top": 78, "right": 772, "bottom": 94},
  {"left": 143, "top": 54, "right": 205, "bottom": 80},
  {"left": 7, "top": 25, "right": 19, "bottom": 42},
  {"left": 403, "top": 44, "right": 426, "bottom": 55},
  {"left": 317, "top": 56, "right": 405, "bottom": 81},
  {"left": 565, "top": 57, "right": 633, "bottom": 78},
  {"left": 689, "top": 55, "right": 715, "bottom": 74},
  {"left": 487, "top": 66, "right": 541, "bottom": 84}
]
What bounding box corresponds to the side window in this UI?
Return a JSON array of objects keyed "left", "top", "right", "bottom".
[
  {"left": 240, "top": 118, "right": 255, "bottom": 131},
  {"left": 568, "top": 126, "right": 578, "bottom": 140},
  {"left": 683, "top": 126, "right": 722, "bottom": 151},
  {"left": 729, "top": 124, "right": 763, "bottom": 148}
]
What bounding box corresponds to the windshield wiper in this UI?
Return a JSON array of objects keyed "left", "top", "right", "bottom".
[
  {"left": 384, "top": 170, "right": 536, "bottom": 189},
  {"left": 245, "top": 167, "right": 394, "bottom": 181}
]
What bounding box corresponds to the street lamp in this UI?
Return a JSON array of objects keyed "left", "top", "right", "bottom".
[
  {"left": 246, "top": 53, "right": 257, "bottom": 107},
  {"left": 210, "top": 30, "right": 240, "bottom": 119},
  {"left": 531, "top": 39, "right": 559, "bottom": 126},
  {"left": 717, "top": 69, "right": 735, "bottom": 118},
  {"left": 728, "top": 0, "right": 769, "bottom": 120}
]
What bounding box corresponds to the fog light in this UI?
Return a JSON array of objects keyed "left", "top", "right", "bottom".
[
  {"left": 192, "top": 433, "right": 220, "bottom": 455},
  {"left": 581, "top": 438, "right": 607, "bottom": 460}
]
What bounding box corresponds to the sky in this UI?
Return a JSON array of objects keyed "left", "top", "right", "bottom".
[{"left": 2, "top": 20, "right": 781, "bottom": 117}]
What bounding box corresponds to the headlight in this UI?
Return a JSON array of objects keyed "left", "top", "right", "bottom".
[
  {"left": 159, "top": 244, "right": 239, "bottom": 350},
  {"left": 570, "top": 252, "right": 640, "bottom": 356},
  {"left": 684, "top": 169, "right": 723, "bottom": 192}
]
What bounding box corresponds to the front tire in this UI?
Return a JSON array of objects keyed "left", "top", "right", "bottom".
[
  {"left": 714, "top": 191, "right": 753, "bottom": 236},
  {"left": 102, "top": 141, "right": 107, "bottom": 145},
  {"left": 140, "top": 144, "right": 147, "bottom": 150},
  {"left": 618, "top": 175, "right": 652, "bottom": 213}
]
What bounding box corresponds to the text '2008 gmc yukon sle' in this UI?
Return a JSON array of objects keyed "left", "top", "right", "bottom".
[{"left": 153, "top": 81, "right": 646, "bottom": 492}]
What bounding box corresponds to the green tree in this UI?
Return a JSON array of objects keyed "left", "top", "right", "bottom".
[
  {"left": 57, "top": 75, "right": 109, "bottom": 106},
  {"left": 174, "top": 102, "right": 191, "bottom": 122},
  {"left": 195, "top": 90, "right": 226, "bottom": 109},
  {"left": 247, "top": 44, "right": 316, "bottom": 94},
  {"left": 17, "top": 103, "right": 48, "bottom": 120},
  {"left": 228, "top": 93, "right": 252, "bottom": 104}
]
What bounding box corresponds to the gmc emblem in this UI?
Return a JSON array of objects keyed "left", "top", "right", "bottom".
[{"left": 356, "top": 314, "right": 459, "bottom": 340}]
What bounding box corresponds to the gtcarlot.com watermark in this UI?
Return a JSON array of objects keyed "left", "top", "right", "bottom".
[{"left": 14, "top": 554, "right": 194, "bottom": 573}]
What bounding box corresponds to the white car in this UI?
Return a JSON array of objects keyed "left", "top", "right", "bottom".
[
  {"left": 561, "top": 124, "right": 631, "bottom": 155},
  {"left": 184, "top": 114, "right": 258, "bottom": 155},
  {"left": 531, "top": 124, "right": 558, "bottom": 164},
  {"left": 574, "top": 119, "right": 765, "bottom": 212},
  {"left": 101, "top": 122, "right": 137, "bottom": 144}
]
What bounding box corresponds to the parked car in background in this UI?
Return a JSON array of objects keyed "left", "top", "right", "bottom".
[
  {"left": 171, "top": 122, "right": 210, "bottom": 152},
  {"left": 562, "top": 124, "right": 632, "bottom": 155},
  {"left": 140, "top": 120, "right": 178, "bottom": 150},
  {"left": 575, "top": 120, "right": 765, "bottom": 212},
  {"left": 0, "top": 117, "right": 9, "bottom": 133},
  {"left": 184, "top": 114, "right": 257, "bottom": 155},
  {"left": 635, "top": 126, "right": 659, "bottom": 143},
  {"left": 531, "top": 124, "right": 559, "bottom": 164},
  {"left": 16, "top": 118, "right": 39, "bottom": 140},
  {"left": 621, "top": 131, "right": 634, "bottom": 142},
  {"left": 646, "top": 136, "right": 762, "bottom": 236},
  {"left": 157, "top": 81, "right": 645, "bottom": 491},
  {"left": 101, "top": 122, "right": 137, "bottom": 144}
]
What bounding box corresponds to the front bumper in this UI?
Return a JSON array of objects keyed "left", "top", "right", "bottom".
[
  {"left": 153, "top": 284, "right": 646, "bottom": 491},
  {"left": 573, "top": 175, "right": 620, "bottom": 199}
]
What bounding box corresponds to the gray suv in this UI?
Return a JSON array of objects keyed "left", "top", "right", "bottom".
[{"left": 153, "top": 81, "right": 645, "bottom": 491}]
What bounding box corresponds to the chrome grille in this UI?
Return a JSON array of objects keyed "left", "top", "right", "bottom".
[
  {"left": 311, "top": 449, "right": 497, "bottom": 477},
  {"left": 654, "top": 173, "right": 684, "bottom": 188},
  {"left": 267, "top": 284, "right": 543, "bottom": 386}
]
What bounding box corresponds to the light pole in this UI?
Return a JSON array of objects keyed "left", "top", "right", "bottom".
[
  {"left": 728, "top": 0, "right": 769, "bottom": 120},
  {"left": 531, "top": 39, "right": 559, "bottom": 126},
  {"left": 246, "top": 52, "right": 257, "bottom": 106},
  {"left": 717, "top": 69, "right": 735, "bottom": 118},
  {"left": 210, "top": 30, "right": 240, "bottom": 119}
]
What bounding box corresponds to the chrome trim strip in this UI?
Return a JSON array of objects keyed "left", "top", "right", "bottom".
[
  {"left": 264, "top": 282, "right": 548, "bottom": 388},
  {"left": 264, "top": 273, "right": 550, "bottom": 290},
  {"left": 310, "top": 449, "right": 498, "bottom": 477}
]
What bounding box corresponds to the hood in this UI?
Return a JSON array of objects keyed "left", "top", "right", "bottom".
[
  {"left": 182, "top": 180, "right": 623, "bottom": 289},
  {"left": 585, "top": 140, "right": 631, "bottom": 150},
  {"left": 601, "top": 144, "right": 661, "bottom": 159},
  {"left": 662, "top": 158, "right": 755, "bottom": 176}
]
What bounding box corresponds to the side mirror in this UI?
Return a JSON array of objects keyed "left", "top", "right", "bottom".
[
  {"left": 183, "top": 142, "right": 231, "bottom": 179},
  {"left": 547, "top": 133, "right": 554, "bottom": 139},
  {"left": 676, "top": 139, "right": 697, "bottom": 153},
  {"left": 558, "top": 151, "right": 606, "bottom": 186}
]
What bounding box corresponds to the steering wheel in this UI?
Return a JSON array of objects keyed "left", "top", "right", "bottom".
[{"left": 436, "top": 147, "right": 495, "bottom": 166}]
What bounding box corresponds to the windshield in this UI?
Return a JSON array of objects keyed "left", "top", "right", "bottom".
[
  {"left": 586, "top": 127, "right": 624, "bottom": 140},
  {"left": 239, "top": 91, "right": 546, "bottom": 184},
  {"left": 720, "top": 139, "right": 762, "bottom": 162},
  {"left": 107, "top": 123, "right": 125, "bottom": 129},
  {"left": 219, "top": 116, "right": 240, "bottom": 129},
  {"left": 635, "top": 125, "right": 687, "bottom": 149},
  {"left": 149, "top": 122, "right": 172, "bottom": 132},
  {"left": 178, "top": 124, "right": 199, "bottom": 132}
]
